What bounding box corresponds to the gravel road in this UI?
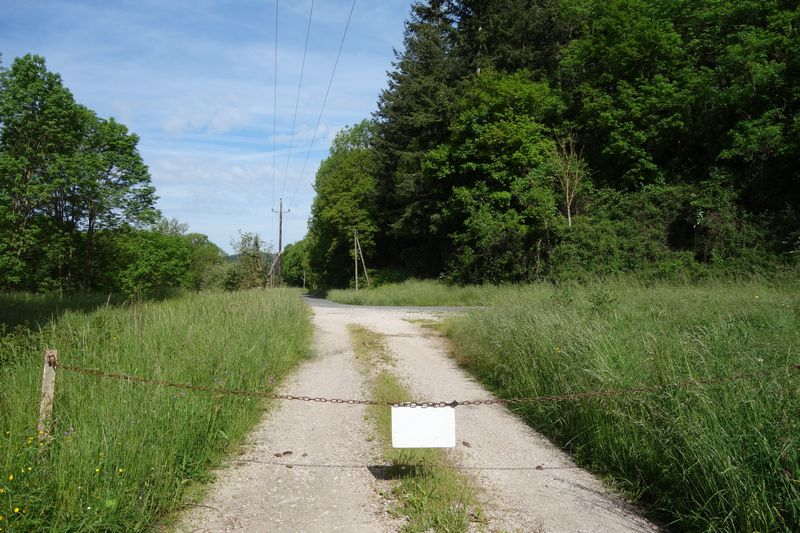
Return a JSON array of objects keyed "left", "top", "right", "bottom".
[{"left": 176, "top": 299, "right": 659, "bottom": 533}]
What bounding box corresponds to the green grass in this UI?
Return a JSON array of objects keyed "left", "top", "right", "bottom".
[
  {"left": 348, "top": 325, "right": 483, "bottom": 533},
  {"left": 0, "top": 292, "right": 128, "bottom": 329},
  {"left": 328, "top": 279, "right": 539, "bottom": 307},
  {"left": 0, "top": 289, "right": 312, "bottom": 532},
  {"left": 442, "top": 280, "right": 800, "bottom": 532}
]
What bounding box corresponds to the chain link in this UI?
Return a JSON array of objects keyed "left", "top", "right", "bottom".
[{"left": 56, "top": 362, "right": 799, "bottom": 407}]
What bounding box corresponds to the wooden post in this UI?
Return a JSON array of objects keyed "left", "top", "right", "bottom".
[
  {"left": 356, "top": 232, "right": 370, "bottom": 287},
  {"left": 272, "top": 198, "right": 289, "bottom": 286},
  {"left": 354, "top": 228, "right": 359, "bottom": 291},
  {"left": 38, "top": 349, "right": 58, "bottom": 441}
]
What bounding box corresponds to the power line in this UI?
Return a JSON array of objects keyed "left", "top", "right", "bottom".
[
  {"left": 280, "top": 0, "right": 315, "bottom": 202},
  {"left": 271, "top": 0, "right": 280, "bottom": 211},
  {"left": 289, "top": 0, "right": 357, "bottom": 204}
]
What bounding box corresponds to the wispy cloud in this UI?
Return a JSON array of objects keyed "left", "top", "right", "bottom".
[{"left": 1, "top": 0, "right": 411, "bottom": 251}]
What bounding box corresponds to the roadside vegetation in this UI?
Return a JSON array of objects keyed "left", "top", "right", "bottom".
[
  {"left": 441, "top": 280, "right": 800, "bottom": 532},
  {"left": 329, "top": 279, "right": 531, "bottom": 307},
  {"left": 0, "top": 289, "right": 311, "bottom": 532},
  {"left": 348, "top": 325, "right": 483, "bottom": 532},
  {"left": 292, "top": 1, "right": 799, "bottom": 292}
]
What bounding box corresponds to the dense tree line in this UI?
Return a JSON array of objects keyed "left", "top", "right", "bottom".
[
  {"left": 302, "top": 0, "right": 800, "bottom": 288},
  {"left": 0, "top": 54, "right": 229, "bottom": 296}
]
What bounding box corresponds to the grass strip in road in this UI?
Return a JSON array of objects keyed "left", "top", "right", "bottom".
[
  {"left": 0, "top": 289, "right": 312, "bottom": 532},
  {"left": 348, "top": 325, "right": 484, "bottom": 533}
]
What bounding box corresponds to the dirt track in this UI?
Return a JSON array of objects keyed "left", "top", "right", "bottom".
[{"left": 176, "top": 299, "right": 659, "bottom": 532}]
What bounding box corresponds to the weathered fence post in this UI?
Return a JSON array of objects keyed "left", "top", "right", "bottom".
[{"left": 38, "top": 349, "right": 58, "bottom": 441}]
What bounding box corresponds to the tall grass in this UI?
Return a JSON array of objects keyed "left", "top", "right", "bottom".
[
  {"left": 327, "top": 279, "right": 537, "bottom": 307},
  {"left": 0, "top": 289, "right": 311, "bottom": 532},
  {"left": 443, "top": 280, "right": 800, "bottom": 532}
]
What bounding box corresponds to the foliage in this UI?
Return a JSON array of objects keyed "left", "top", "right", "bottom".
[
  {"left": 224, "top": 232, "right": 272, "bottom": 290},
  {"left": 0, "top": 289, "right": 311, "bottom": 531},
  {"left": 149, "top": 217, "right": 227, "bottom": 291},
  {"left": 372, "top": 1, "right": 460, "bottom": 275},
  {"left": 109, "top": 230, "right": 191, "bottom": 299},
  {"left": 281, "top": 238, "right": 309, "bottom": 288},
  {"left": 304, "top": 0, "right": 800, "bottom": 288},
  {"left": 426, "top": 71, "right": 562, "bottom": 282},
  {"left": 307, "top": 121, "right": 379, "bottom": 288},
  {"left": 443, "top": 280, "right": 800, "bottom": 531},
  {"left": 0, "top": 55, "right": 159, "bottom": 292}
]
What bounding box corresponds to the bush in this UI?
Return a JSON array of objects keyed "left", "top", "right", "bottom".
[
  {"left": 109, "top": 230, "right": 191, "bottom": 298},
  {"left": 547, "top": 185, "right": 783, "bottom": 282}
]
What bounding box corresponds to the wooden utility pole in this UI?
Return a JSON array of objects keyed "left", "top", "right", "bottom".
[
  {"left": 354, "top": 228, "right": 359, "bottom": 291},
  {"left": 272, "top": 198, "right": 289, "bottom": 286},
  {"left": 355, "top": 231, "right": 369, "bottom": 287}
]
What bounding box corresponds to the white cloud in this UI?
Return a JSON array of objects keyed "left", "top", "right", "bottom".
[{"left": 0, "top": 0, "right": 410, "bottom": 251}]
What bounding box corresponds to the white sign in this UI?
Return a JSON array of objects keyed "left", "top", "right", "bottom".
[{"left": 391, "top": 406, "right": 456, "bottom": 448}]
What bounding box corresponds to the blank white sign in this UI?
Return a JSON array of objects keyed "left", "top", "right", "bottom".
[{"left": 391, "top": 406, "right": 456, "bottom": 448}]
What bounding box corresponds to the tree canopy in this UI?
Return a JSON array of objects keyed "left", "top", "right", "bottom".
[
  {"left": 301, "top": 0, "right": 799, "bottom": 289},
  {"left": 0, "top": 54, "right": 225, "bottom": 296}
]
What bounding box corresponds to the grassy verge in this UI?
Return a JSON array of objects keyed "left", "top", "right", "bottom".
[
  {"left": 442, "top": 280, "right": 800, "bottom": 532},
  {"left": 0, "top": 289, "right": 311, "bottom": 532},
  {"left": 348, "top": 325, "right": 483, "bottom": 533},
  {"left": 328, "top": 279, "right": 542, "bottom": 307}
]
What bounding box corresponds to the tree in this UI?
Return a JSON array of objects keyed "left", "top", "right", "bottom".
[
  {"left": 110, "top": 230, "right": 191, "bottom": 299},
  {"left": 0, "top": 54, "right": 157, "bottom": 290},
  {"left": 0, "top": 54, "right": 84, "bottom": 288},
  {"left": 307, "top": 121, "right": 379, "bottom": 288},
  {"left": 447, "top": 0, "right": 573, "bottom": 77},
  {"left": 152, "top": 216, "right": 189, "bottom": 236},
  {"left": 182, "top": 233, "right": 226, "bottom": 290},
  {"left": 281, "top": 238, "right": 310, "bottom": 288},
  {"left": 425, "top": 71, "right": 562, "bottom": 282},
  {"left": 550, "top": 134, "right": 587, "bottom": 227},
  {"left": 71, "top": 111, "right": 157, "bottom": 285},
  {"left": 229, "top": 232, "right": 271, "bottom": 289},
  {"left": 372, "top": 1, "right": 460, "bottom": 275}
]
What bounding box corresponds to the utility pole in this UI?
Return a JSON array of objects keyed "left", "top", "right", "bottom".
[
  {"left": 355, "top": 231, "right": 369, "bottom": 287},
  {"left": 354, "top": 228, "right": 359, "bottom": 291},
  {"left": 272, "top": 198, "right": 289, "bottom": 286}
]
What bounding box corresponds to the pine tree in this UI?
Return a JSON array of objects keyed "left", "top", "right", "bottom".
[{"left": 372, "top": 0, "right": 459, "bottom": 276}]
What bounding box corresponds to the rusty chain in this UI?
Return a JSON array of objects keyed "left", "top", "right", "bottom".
[{"left": 55, "top": 361, "right": 799, "bottom": 407}]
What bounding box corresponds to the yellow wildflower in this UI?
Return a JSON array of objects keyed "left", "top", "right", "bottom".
[
  {"left": 7, "top": 474, "right": 12, "bottom": 481},
  {"left": 13, "top": 508, "right": 19, "bottom": 514}
]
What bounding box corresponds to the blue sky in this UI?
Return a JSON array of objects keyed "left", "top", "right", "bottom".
[{"left": 1, "top": 0, "right": 411, "bottom": 252}]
